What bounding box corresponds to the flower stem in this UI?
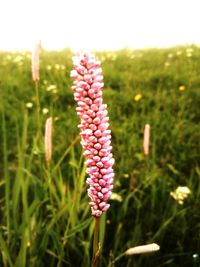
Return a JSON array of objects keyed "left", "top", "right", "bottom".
[
  {"left": 34, "top": 80, "right": 41, "bottom": 134},
  {"left": 107, "top": 253, "right": 126, "bottom": 267},
  {"left": 92, "top": 217, "right": 101, "bottom": 267}
]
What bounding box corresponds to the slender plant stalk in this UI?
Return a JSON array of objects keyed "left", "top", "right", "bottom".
[
  {"left": 0, "top": 232, "right": 14, "bottom": 267},
  {"left": 108, "top": 252, "right": 126, "bottom": 267},
  {"left": 92, "top": 217, "right": 101, "bottom": 267},
  {"left": 2, "top": 111, "right": 11, "bottom": 243},
  {"left": 46, "top": 163, "right": 56, "bottom": 217},
  {"left": 34, "top": 80, "right": 41, "bottom": 135},
  {"left": 21, "top": 111, "right": 31, "bottom": 244},
  {"left": 52, "top": 135, "right": 80, "bottom": 173}
]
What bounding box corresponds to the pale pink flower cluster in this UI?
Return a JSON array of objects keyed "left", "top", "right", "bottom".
[
  {"left": 70, "top": 52, "right": 115, "bottom": 217},
  {"left": 143, "top": 124, "right": 150, "bottom": 156},
  {"left": 125, "top": 243, "right": 160, "bottom": 255},
  {"left": 45, "top": 117, "right": 53, "bottom": 163},
  {"left": 32, "top": 41, "right": 40, "bottom": 81}
]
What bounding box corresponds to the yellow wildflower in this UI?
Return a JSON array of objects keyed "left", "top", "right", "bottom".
[
  {"left": 134, "top": 94, "right": 142, "bottom": 102},
  {"left": 179, "top": 85, "right": 185, "bottom": 91},
  {"left": 123, "top": 173, "right": 129, "bottom": 179}
]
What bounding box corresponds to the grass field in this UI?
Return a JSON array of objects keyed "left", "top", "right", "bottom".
[{"left": 0, "top": 46, "right": 200, "bottom": 267}]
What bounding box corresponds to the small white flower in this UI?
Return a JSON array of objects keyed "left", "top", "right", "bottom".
[
  {"left": 46, "top": 84, "right": 57, "bottom": 91},
  {"left": 176, "top": 51, "right": 182, "bottom": 56},
  {"left": 177, "top": 186, "right": 191, "bottom": 195},
  {"left": 170, "top": 186, "right": 191, "bottom": 205},
  {"left": 43, "top": 80, "right": 48, "bottom": 85},
  {"left": 6, "top": 55, "right": 12, "bottom": 60},
  {"left": 61, "top": 65, "right": 66, "bottom": 70},
  {"left": 14, "top": 55, "right": 23, "bottom": 63},
  {"left": 168, "top": 53, "right": 173, "bottom": 58},
  {"left": 186, "top": 48, "right": 193, "bottom": 53},
  {"left": 186, "top": 52, "right": 192, "bottom": 58},
  {"left": 54, "top": 64, "right": 60, "bottom": 70},
  {"left": 26, "top": 102, "right": 33, "bottom": 108},
  {"left": 138, "top": 54, "right": 143, "bottom": 58},
  {"left": 42, "top": 108, "right": 49, "bottom": 114},
  {"left": 100, "top": 56, "right": 106, "bottom": 62},
  {"left": 110, "top": 192, "right": 123, "bottom": 202},
  {"left": 165, "top": 62, "right": 170, "bottom": 67},
  {"left": 46, "top": 65, "right": 52, "bottom": 70}
]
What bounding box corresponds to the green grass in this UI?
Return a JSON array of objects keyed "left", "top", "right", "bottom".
[{"left": 0, "top": 46, "right": 200, "bottom": 267}]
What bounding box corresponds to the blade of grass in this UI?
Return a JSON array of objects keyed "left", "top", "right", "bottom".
[
  {"left": 2, "top": 111, "right": 11, "bottom": 243},
  {"left": 53, "top": 135, "right": 80, "bottom": 173},
  {"left": 0, "top": 233, "right": 14, "bottom": 267}
]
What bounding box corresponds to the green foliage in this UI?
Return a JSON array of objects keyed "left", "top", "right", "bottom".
[{"left": 0, "top": 46, "right": 200, "bottom": 266}]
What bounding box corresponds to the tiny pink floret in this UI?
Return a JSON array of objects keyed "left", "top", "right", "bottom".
[{"left": 71, "top": 52, "right": 115, "bottom": 217}]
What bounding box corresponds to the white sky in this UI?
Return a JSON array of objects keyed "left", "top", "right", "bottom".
[{"left": 0, "top": 0, "right": 200, "bottom": 51}]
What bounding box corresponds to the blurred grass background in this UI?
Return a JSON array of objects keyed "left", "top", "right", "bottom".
[{"left": 0, "top": 46, "right": 199, "bottom": 267}]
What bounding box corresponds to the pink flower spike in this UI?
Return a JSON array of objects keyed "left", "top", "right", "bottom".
[
  {"left": 44, "top": 117, "right": 53, "bottom": 163},
  {"left": 31, "top": 41, "right": 41, "bottom": 82},
  {"left": 143, "top": 124, "right": 150, "bottom": 156},
  {"left": 125, "top": 243, "right": 160, "bottom": 255},
  {"left": 70, "top": 52, "right": 115, "bottom": 217}
]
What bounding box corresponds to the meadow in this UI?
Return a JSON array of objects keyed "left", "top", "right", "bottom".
[{"left": 0, "top": 46, "right": 199, "bottom": 267}]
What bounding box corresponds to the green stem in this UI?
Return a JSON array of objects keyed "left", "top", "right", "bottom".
[
  {"left": 2, "top": 111, "right": 10, "bottom": 243},
  {"left": 34, "top": 80, "right": 41, "bottom": 134},
  {"left": 52, "top": 135, "right": 80, "bottom": 173},
  {"left": 46, "top": 162, "right": 55, "bottom": 218},
  {"left": 92, "top": 217, "right": 101, "bottom": 267},
  {"left": 108, "top": 253, "right": 126, "bottom": 267}
]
